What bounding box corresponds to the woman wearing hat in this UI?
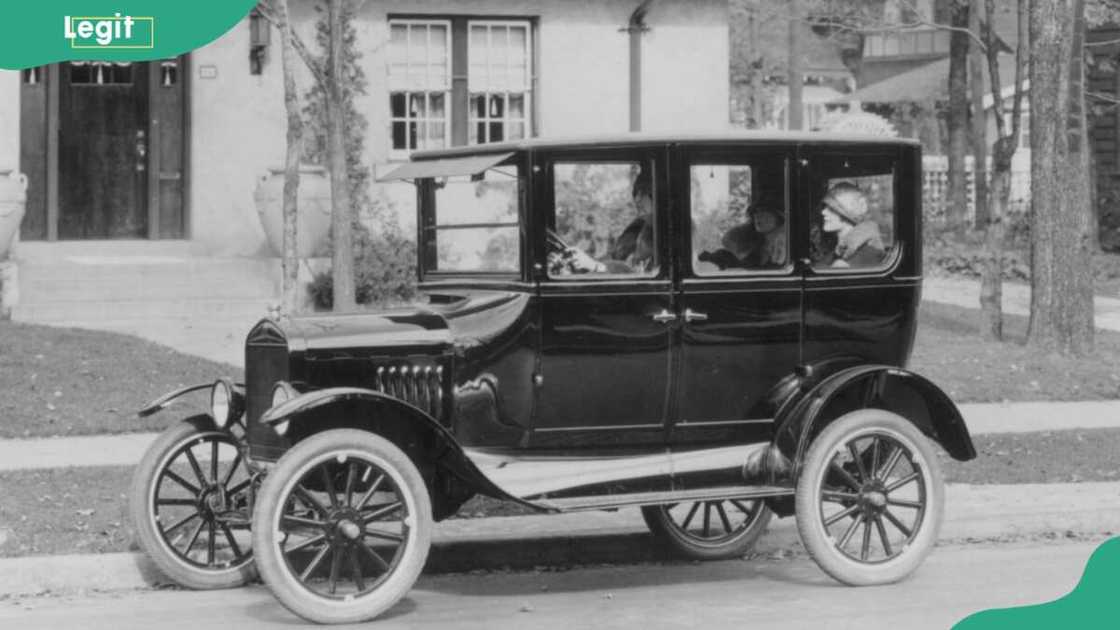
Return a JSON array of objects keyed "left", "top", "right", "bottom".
[
  {"left": 717, "top": 201, "right": 786, "bottom": 269},
  {"left": 819, "top": 182, "right": 886, "bottom": 268}
]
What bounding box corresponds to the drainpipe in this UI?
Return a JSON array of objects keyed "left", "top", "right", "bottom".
[{"left": 626, "top": 0, "right": 655, "bottom": 132}]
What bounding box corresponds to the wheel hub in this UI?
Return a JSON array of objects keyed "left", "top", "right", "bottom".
[
  {"left": 857, "top": 480, "right": 888, "bottom": 514},
  {"left": 338, "top": 520, "right": 361, "bottom": 540},
  {"left": 329, "top": 508, "right": 364, "bottom": 543},
  {"left": 197, "top": 484, "right": 228, "bottom": 519}
]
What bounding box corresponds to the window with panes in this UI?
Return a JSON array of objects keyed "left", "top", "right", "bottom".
[{"left": 388, "top": 17, "right": 533, "bottom": 156}]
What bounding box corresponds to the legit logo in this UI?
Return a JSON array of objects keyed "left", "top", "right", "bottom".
[{"left": 64, "top": 13, "right": 154, "bottom": 49}]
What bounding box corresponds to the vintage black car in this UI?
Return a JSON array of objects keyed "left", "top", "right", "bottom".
[{"left": 131, "top": 132, "right": 976, "bottom": 624}]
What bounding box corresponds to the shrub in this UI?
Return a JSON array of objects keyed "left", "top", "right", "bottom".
[{"left": 308, "top": 223, "right": 417, "bottom": 311}]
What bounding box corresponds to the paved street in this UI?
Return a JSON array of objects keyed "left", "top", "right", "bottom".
[{"left": 0, "top": 540, "right": 1097, "bottom": 629}]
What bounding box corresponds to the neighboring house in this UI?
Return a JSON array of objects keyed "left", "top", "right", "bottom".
[
  {"left": 0, "top": 0, "right": 731, "bottom": 257},
  {"left": 729, "top": 10, "right": 855, "bottom": 131}
]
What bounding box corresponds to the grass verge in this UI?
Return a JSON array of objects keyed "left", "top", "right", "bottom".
[
  {"left": 2, "top": 428, "right": 1118, "bottom": 557},
  {"left": 0, "top": 321, "right": 240, "bottom": 439}
]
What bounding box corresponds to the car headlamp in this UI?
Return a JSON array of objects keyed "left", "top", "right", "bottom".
[
  {"left": 210, "top": 379, "right": 243, "bottom": 429},
  {"left": 270, "top": 382, "right": 298, "bottom": 435}
]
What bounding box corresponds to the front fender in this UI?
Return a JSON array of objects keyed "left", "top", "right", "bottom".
[
  {"left": 773, "top": 365, "right": 976, "bottom": 477},
  {"left": 137, "top": 383, "right": 212, "bottom": 418},
  {"left": 262, "top": 387, "right": 531, "bottom": 510}
]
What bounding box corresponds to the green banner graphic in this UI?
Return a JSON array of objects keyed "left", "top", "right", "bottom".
[
  {"left": 955, "top": 537, "right": 1120, "bottom": 629},
  {"left": 0, "top": 1, "right": 258, "bottom": 70}
]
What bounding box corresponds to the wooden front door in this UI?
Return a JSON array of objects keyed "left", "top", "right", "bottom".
[
  {"left": 18, "top": 59, "right": 188, "bottom": 240},
  {"left": 59, "top": 61, "right": 149, "bottom": 238}
]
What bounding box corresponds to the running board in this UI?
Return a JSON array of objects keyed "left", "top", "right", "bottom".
[{"left": 536, "top": 485, "right": 794, "bottom": 513}]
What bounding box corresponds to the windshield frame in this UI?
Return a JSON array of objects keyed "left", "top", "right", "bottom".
[{"left": 416, "top": 153, "right": 528, "bottom": 283}]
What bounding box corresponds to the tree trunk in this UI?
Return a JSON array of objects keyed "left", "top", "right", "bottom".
[
  {"left": 272, "top": 0, "right": 302, "bottom": 315},
  {"left": 947, "top": 0, "right": 971, "bottom": 231},
  {"left": 969, "top": 0, "right": 989, "bottom": 226},
  {"left": 326, "top": 0, "right": 356, "bottom": 312},
  {"left": 786, "top": 0, "right": 803, "bottom": 130},
  {"left": 748, "top": 7, "right": 763, "bottom": 128},
  {"left": 981, "top": 139, "right": 1012, "bottom": 340},
  {"left": 1027, "top": 0, "right": 1094, "bottom": 355}
]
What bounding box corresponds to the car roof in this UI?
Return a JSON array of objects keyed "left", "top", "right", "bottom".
[{"left": 411, "top": 130, "right": 920, "bottom": 160}]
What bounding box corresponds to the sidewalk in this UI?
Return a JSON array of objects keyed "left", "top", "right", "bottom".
[
  {"left": 2, "top": 481, "right": 1117, "bottom": 596},
  {"left": 3, "top": 400, "right": 1118, "bottom": 472},
  {"left": 922, "top": 277, "right": 1120, "bottom": 332}
]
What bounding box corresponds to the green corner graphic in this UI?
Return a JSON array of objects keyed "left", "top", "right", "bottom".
[
  {"left": 0, "top": 2, "right": 257, "bottom": 70},
  {"left": 955, "top": 537, "right": 1120, "bottom": 629}
]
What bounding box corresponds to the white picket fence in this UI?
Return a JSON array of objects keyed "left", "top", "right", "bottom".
[{"left": 922, "top": 155, "right": 1030, "bottom": 226}]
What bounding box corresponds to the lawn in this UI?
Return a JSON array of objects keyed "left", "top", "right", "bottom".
[
  {"left": 0, "top": 321, "right": 240, "bottom": 439},
  {"left": 910, "top": 301, "right": 1120, "bottom": 403},
  {"left": 2, "top": 427, "right": 1117, "bottom": 557},
  {"left": 1, "top": 296, "right": 1118, "bottom": 439}
]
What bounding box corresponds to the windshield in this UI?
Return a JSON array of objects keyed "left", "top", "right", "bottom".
[{"left": 421, "top": 163, "right": 521, "bottom": 275}]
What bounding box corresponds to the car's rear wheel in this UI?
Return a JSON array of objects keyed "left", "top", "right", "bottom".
[
  {"left": 795, "top": 409, "right": 944, "bottom": 586},
  {"left": 252, "top": 429, "right": 432, "bottom": 625},
  {"left": 129, "top": 417, "right": 257, "bottom": 589},
  {"left": 642, "top": 498, "right": 771, "bottom": 560}
]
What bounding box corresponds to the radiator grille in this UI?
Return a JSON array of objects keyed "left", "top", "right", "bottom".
[{"left": 372, "top": 363, "right": 444, "bottom": 419}]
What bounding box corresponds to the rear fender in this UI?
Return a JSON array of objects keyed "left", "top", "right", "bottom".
[
  {"left": 773, "top": 365, "right": 976, "bottom": 478},
  {"left": 262, "top": 387, "right": 533, "bottom": 517}
]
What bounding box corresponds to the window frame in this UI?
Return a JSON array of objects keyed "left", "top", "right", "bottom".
[
  {"left": 804, "top": 151, "right": 904, "bottom": 277},
  {"left": 387, "top": 15, "right": 538, "bottom": 159},
  {"left": 387, "top": 18, "right": 453, "bottom": 159},
  {"left": 538, "top": 148, "right": 667, "bottom": 283},
  {"left": 467, "top": 19, "right": 533, "bottom": 145},
  {"left": 681, "top": 149, "right": 796, "bottom": 280}
]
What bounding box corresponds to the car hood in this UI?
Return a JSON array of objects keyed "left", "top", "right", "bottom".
[
  {"left": 281, "top": 291, "right": 529, "bottom": 357},
  {"left": 284, "top": 308, "right": 453, "bottom": 356}
]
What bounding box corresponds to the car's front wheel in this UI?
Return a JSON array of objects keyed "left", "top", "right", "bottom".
[
  {"left": 642, "top": 498, "right": 771, "bottom": 560},
  {"left": 795, "top": 409, "right": 944, "bottom": 585},
  {"left": 129, "top": 417, "right": 257, "bottom": 589},
  {"left": 251, "top": 429, "right": 432, "bottom": 625}
]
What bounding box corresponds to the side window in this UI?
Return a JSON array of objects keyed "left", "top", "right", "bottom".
[
  {"left": 690, "top": 161, "right": 789, "bottom": 275},
  {"left": 548, "top": 161, "right": 657, "bottom": 277},
  {"left": 810, "top": 157, "right": 896, "bottom": 271}
]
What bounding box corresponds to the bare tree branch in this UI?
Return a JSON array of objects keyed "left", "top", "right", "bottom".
[{"left": 256, "top": 0, "right": 327, "bottom": 89}]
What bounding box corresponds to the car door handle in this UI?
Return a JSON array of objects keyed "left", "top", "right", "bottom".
[
  {"left": 651, "top": 309, "right": 678, "bottom": 324},
  {"left": 684, "top": 308, "right": 708, "bottom": 322}
]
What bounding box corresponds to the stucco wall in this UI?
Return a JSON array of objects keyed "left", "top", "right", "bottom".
[
  {"left": 0, "top": 71, "right": 20, "bottom": 173},
  {"left": 191, "top": 0, "right": 730, "bottom": 254}
]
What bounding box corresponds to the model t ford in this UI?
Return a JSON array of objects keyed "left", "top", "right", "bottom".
[{"left": 131, "top": 132, "right": 975, "bottom": 624}]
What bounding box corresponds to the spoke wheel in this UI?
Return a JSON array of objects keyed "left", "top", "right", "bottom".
[
  {"left": 130, "top": 417, "right": 257, "bottom": 589},
  {"left": 252, "top": 430, "right": 431, "bottom": 624},
  {"left": 642, "top": 498, "right": 771, "bottom": 560},
  {"left": 795, "top": 410, "right": 944, "bottom": 586}
]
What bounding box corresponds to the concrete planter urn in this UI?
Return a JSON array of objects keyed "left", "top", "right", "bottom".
[
  {"left": 0, "top": 171, "right": 27, "bottom": 260},
  {"left": 254, "top": 165, "right": 332, "bottom": 258}
]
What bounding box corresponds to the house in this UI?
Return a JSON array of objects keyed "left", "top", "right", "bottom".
[{"left": 0, "top": 0, "right": 732, "bottom": 360}]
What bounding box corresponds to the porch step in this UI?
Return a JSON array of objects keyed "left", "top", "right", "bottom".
[
  {"left": 10, "top": 298, "right": 275, "bottom": 324},
  {"left": 16, "top": 257, "right": 281, "bottom": 303},
  {"left": 13, "top": 239, "right": 208, "bottom": 262}
]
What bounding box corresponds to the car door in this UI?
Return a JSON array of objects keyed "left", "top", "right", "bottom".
[
  {"left": 671, "top": 144, "right": 802, "bottom": 446},
  {"left": 529, "top": 146, "right": 675, "bottom": 448},
  {"left": 801, "top": 146, "right": 918, "bottom": 369}
]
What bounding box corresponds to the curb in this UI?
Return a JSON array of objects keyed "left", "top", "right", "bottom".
[{"left": 2, "top": 482, "right": 1118, "bottom": 597}]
